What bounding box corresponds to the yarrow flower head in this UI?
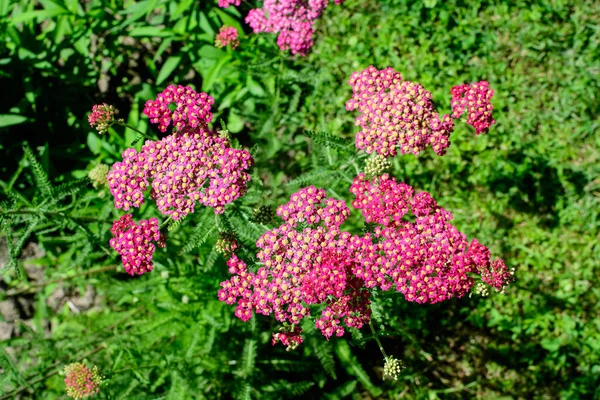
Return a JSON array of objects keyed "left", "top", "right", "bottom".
[
  {"left": 63, "top": 362, "right": 103, "bottom": 399},
  {"left": 107, "top": 126, "right": 253, "bottom": 218},
  {"left": 244, "top": 0, "right": 344, "bottom": 56},
  {"left": 215, "top": 26, "right": 240, "bottom": 49},
  {"left": 346, "top": 66, "right": 455, "bottom": 157},
  {"left": 109, "top": 214, "right": 166, "bottom": 275},
  {"left": 451, "top": 81, "right": 496, "bottom": 135},
  {"left": 220, "top": 178, "right": 513, "bottom": 346},
  {"left": 88, "top": 104, "right": 117, "bottom": 134},
  {"left": 143, "top": 85, "right": 214, "bottom": 132},
  {"left": 349, "top": 173, "right": 513, "bottom": 303},
  {"left": 88, "top": 163, "right": 109, "bottom": 189},
  {"left": 108, "top": 87, "right": 252, "bottom": 219},
  {"left": 218, "top": 187, "right": 372, "bottom": 345}
]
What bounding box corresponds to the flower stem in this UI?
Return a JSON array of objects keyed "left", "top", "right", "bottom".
[
  {"left": 369, "top": 321, "right": 388, "bottom": 359},
  {"left": 159, "top": 216, "right": 172, "bottom": 230},
  {"left": 117, "top": 121, "right": 155, "bottom": 141}
]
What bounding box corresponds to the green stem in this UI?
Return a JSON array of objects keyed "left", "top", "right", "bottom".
[
  {"left": 159, "top": 216, "right": 172, "bottom": 230},
  {"left": 369, "top": 321, "right": 388, "bottom": 359},
  {"left": 116, "top": 121, "right": 155, "bottom": 141}
]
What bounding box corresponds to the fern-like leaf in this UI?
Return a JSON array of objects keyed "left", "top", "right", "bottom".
[
  {"left": 285, "top": 170, "right": 337, "bottom": 187},
  {"left": 180, "top": 209, "right": 216, "bottom": 254},
  {"left": 51, "top": 178, "right": 88, "bottom": 202},
  {"left": 306, "top": 130, "right": 354, "bottom": 155},
  {"left": 239, "top": 339, "right": 257, "bottom": 379},
  {"left": 22, "top": 143, "right": 52, "bottom": 199},
  {"left": 312, "top": 339, "right": 337, "bottom": 380}
]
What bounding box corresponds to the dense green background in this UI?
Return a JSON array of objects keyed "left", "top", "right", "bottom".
[{"left": 1, "top": 0, "right": 599, "bottom": 398}]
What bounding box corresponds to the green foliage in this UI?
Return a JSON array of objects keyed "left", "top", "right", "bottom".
[{"left": 0, "top": 0, "right": 599, "bottom": 399}]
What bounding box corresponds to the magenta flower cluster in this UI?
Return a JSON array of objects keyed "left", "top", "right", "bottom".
[
  {"left": 109, "top": 214, "right": 165, "bottom": 276},
  {"left": 451, "top": 81, "right": 496, "bottom": 135},
  {"left": 220, "top": 0, "right": 343, "bottom": 56},
  {"left": 346, "top": 66, "right": 495, "bottom": 157},
  {"left": 218, "top": 186, "right": 372, "bottom": 343},
  {"left": 143, "top": 85, "right": 214, "bottom": 132},
  {"left": 350, "top": 174, "right": 514, "bottom": 303},
  {"left": 215, "top": 26, "right": 240, "bottom": 49},
  {"left": 88, "top": 103, "right": 116, "bottom": 134},
  {"left": 107, "top": 85, "right": 253, "bottom": 218},
  {"left": 219, "top": 177, "right": 513, "bottom": 346},
  {"left": 63, "top": 362, "right": 102, "bottom": 399},
  {"left": 107, "top": 126, "right": 252, "bottom": 218},
  {"left": 218, "top": 0, "right": 241, "bottom": 7}
]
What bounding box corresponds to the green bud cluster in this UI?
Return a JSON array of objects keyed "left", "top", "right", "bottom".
[
  {"left": 252, "top": 205, "right": 274, "bottom": 225},
  {"left": 215, "top": 230, "right": 238, "bottom": 255},
  {"left": 470, "top": 282, "right": 490, "bottom": 298},
  {"left": 383, "top": 356, "right": 404, "bottom": 381},
  {"left": 88, "top": 164, "right": 109, "bottom": 189},
  {"left": 364, "top": 153, "right": 391, "bottom": 178}
]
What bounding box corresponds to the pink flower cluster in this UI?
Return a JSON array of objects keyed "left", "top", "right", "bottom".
[
  {"left": 219, "top": 178, "right": 513, "bottom": 346},
  {"left": 346, "top": 66, "right": 455, "bottom": 157},
  {"left": 218, "top": 0, "right": 241, "bottom": 7},
  {"left": 243, "top": 0, "right": 344, "bottom": 56},
  {"left": 109, "top": 214, "right": 165, "bottom": 276},
  {"left": 350, "top": 174, "right": 514, "bottom": 303},
  {"left": 272, "top": 324, "right": 304, "bottom": 350},
  {"left": 346, "top": 66, "right": 496, "bottom": 157},
  {"left": 143, "top": 85, "right": 214, "bottom": 132},
  {"left": 451, "top": 81, "right": 496, "bottom": 134},
  {"left": 64, "top": 362, "right": 102, "bottom": 399},
  {"left": 215, "top": 26, "right": 240, "bottom": 49},
  {"left": 218, "top": 187, "right": 372, "bottom": 343},
  {"left": 108, "top": 86, "right": 253, "bottom": 218},
  {"left": 88, "top": 103, "right": 116, "bottom": 134}
]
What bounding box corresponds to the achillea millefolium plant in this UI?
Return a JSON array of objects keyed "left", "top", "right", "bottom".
[{"left": 67, "top": 64, "right": 512, "bottom": 397}]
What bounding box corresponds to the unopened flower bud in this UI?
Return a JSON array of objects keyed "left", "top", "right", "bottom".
[
  {"left": 215, "top": 231, "right": 238, "bottom": 255},
  {"left": 88, "top": 164, "right": 109, "bottom": 189},
  {"left": 252, "top": 205, "right": 274, "bottom": 225},
  {"left": 364, "top": 153, "right": 390, "bottom": 178},
  {"left": 383, "top": 356, "right": 404, "bottom": 381},
  {"left": 470, "top": 282, "right": 489, "bottom": 298}
]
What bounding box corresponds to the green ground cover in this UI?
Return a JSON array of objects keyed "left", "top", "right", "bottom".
[{"left": 1, "top": 0, "right": 599, "bottom": 398}]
